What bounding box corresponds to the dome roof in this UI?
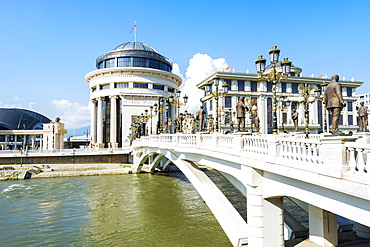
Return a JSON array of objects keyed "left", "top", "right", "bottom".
[
  {"left": 0, "top": 108, "right": 51, "bottom": 130},
  {"left": 114, "top": 42, "right": 159, "bottom": 53}
]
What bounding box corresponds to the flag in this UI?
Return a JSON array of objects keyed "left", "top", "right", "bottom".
[
  {"left": 225, "top": 66, "right": 230, "bottom": 70},
  {"left": 130, "top": 22, "right": 136, "bottom": 33},
  {"left": 318, "top": 74, "right": 324, "bottom": 77}
]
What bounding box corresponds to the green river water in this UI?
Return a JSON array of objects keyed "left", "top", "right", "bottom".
[{"left": 0, "top": 173, "right": 232, "bottom": 247}]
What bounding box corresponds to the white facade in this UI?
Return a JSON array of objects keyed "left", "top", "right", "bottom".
[
  {"left": 197, "top": 71, "right": 363, "bottom": 134},
  {"left": 85, "top": 42, "right": 182, "bottom": 149}
]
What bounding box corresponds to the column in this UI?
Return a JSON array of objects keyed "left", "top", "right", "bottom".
[
  {"left": 246, "top": 167, "right": 285, "bottom": 246},
  {"left": 31, "top": 135, "right": 35, "bottom": 149},
  {"left": 110, "top": 95, "right": 118, "bottom": 148},
  {"left": 96, "top": 97, "right": 104, "bottom": 148},
  {"left": 4, "top": 135, "right": 7, "bottom": 150},
  {"left": 91, "top": 99, "right": 97, "bottom": 146},
  {"left": 308, "top": 205, "right": 338, "bottom": 246},
  {"left": 14, "top": 135, "right": 17, "bottom": 149}
]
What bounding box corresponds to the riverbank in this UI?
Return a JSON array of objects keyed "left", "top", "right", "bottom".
[{"left": 0, "top": 163, "right": 132, "bottom": 181}]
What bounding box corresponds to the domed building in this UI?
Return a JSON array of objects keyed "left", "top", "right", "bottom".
[{"left": 85, "top": 42, "right": 182, "bottom": 148}]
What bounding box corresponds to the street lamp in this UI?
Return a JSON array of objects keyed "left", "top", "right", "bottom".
[
  {"left": 255, "top": 46, "right": 292, "bottom": 135},
  {"left": 316, "top": 82, "right": 328, "bottom": 133},
  {"left": 297, "top": 83, "right": 317, "bottom": 138},
  {"left": 169, "top": 91, "right": 188, "bottom": 133},
  {"left": 278, "top": 96, "right": 291, "bottom": 133},
  {"left": 204, "top": 77, "right": 229, "bottom": 132}
]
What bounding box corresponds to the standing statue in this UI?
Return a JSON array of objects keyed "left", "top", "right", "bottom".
[
  {"left": 324, "top": 74, "right": 346, "bottom": 134},
  {"left": 196, "top": 106, "right": 206, "bottom": 131},
  {"left": 236, "top": 97, "right": 248, "bottom": 131},
  {"left": 254, "top": 115, "right": 260, "bottom": 132},
  {"left": 358, "top": 101, "right": 368, "bottom": 132},
  {"left": 292, "top": 109, "right": 299, "bottom": 132}
]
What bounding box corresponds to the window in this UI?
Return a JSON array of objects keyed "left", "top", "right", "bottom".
[
  {"left": 98, "top": 62, "right": 104, "bottom": 69},
  {"left": 161, "top": 63, "right": 170, "bottom": 72},
  {"left": 348, "top": 115, "right": 353, "bottom": 125},
  {"left": 153, "top": 84, "right": 164, "bottom": 90},
  {"left": 210, "top": 99, "right": 213, "bottom": 111},
  {"left": 225, "top": 96, "right": 232, "bottom": 108},
  {"left": 100, "top": 84, "right": 110, "bottom": 90},
  {"left": 149, "top": 59, "right": 161, "bottom": 69},
  {"left": 168, "top": 87, "right": 174, "bottom": 93},
  {"left": 118, "top": 57, "right": 131, "bottom": 67},
  {"left": 267, "top": 81, "right": 272, "bottom": 92},
  {"left": 292, "top": 83, "right": 299, "bottom": 93},
  {"left": 133, "top": 57, "right": 147, "bottom": 67},
  {"left": 105, "top": 59, "right": 115, "bottom": 68},
  {"left": 224, "top": 80, "right": 232, "bottom": 91},
  {"left": 134, "top": 82, "right": 148, "bottom": 88},
  {"left": 250, "top": 81, "right": 258, "bottom": 92},
  {"left": 347, "top": 101, "right": 353, "bottom": 111},
  {"left": 281, "top": 82, "right": 286, "bottom": 93},
  {"left": 238, "top": 80, "right": 245, "bottom": 91},
  {"left": 347, "top": 87, "right": 353, "bottom": 97},
  {"left": 115, "top": 83, "right": 128, "bottom": 88}
]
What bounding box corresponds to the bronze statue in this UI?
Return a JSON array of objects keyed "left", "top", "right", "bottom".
[
  {"left": 196, "top": 106, "right": 206, "bottom": 131},
  {"left": 324, "top": 74, "right": 346, "bottom": 134},
  {"left": 236, "top": 97, "right": 248, "bottom": 131},
  {"left": 292, "top": 109, "right": 299, "bottom": 132},
  {"left": 358, "top": 101, "right": 368, "bottom": 132},
  {"left": 254, "top": 115, "right": 260, "bottom": 132}
]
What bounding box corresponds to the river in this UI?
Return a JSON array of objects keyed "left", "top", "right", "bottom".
[{"left": 0, "top": 173, "right": 232, "bottom": 246}]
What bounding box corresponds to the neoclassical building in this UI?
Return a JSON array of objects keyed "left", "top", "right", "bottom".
[
  {"left": 85, "top": 42, "right": 182, "bottom": 148},
  {"left": 197, "top": 63, "right": 363, "bottom": 134}
]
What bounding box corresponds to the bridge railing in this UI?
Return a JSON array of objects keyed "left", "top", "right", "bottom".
[
  {"left": 344, "top": 142, "right": 370, "bottom": 177},
  {"left": 132, "top": 133, "right": 369, "bottom": 181}
]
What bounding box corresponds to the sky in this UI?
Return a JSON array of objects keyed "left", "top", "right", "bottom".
[{"left": 1, "top": 0, "right": 370, "bottom": 132}]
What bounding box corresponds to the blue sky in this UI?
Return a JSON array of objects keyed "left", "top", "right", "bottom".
[{"left": 1, "top": 0, "right": 370, "bottom": 130}]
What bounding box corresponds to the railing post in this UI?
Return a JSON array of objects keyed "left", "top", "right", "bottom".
[
  {"left": 265, "top": 135, "right": 279, "bottom": 164},
  {"left": 319, "top": 136, "right": 357, "bottom": 178}
]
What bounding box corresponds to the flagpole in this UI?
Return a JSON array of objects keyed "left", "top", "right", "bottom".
[{"left": 134, "top": 21, "right": 136, "bottom": 42}]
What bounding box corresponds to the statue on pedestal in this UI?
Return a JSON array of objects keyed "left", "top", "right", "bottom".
[
  {"left": 324, "top": 74, "right": 346, "bottom": 135},
  {"left": 358, "top": 101, "right": 368, "bottom": 132},
  {"left": 292, "top": 109, "right": 299, "bottom": 132},
  {"left": 196, "top": 106, "right": 206, "bottom": 131},
  {"left": 236, "top": 97, "right": 248, "bottom": 131}
]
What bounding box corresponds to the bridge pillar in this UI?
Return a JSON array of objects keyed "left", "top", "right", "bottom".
[
  {"left": 308, "top": 204, "right": 338, "bottom": 247},
  {"left": 247, "top": 168, "right": 284, "bottom": 246}
]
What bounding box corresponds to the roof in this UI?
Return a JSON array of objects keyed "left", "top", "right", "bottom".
[
  {"left": 114, "top": 42, "right": 159, "bottom": 54},
  {"left": 0, "top": 108, "right": 51, "bottom": 130}
]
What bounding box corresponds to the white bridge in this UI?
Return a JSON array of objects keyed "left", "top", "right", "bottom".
[{"left": 131, "top": 132, "right": 370, "bottom": 246}]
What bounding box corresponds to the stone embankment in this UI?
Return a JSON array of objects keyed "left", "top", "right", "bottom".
[{"left": 0, "top": 164, "right": 132, "bottom": 181}]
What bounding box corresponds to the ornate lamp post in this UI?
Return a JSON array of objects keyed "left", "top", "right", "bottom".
[
  {"left": 204, "top": 78, "right": 229, "bottom": 132},
  {"left": 255, "top": 46, "right": 292, "bottom": 134},
  {"left": 169, "top": 92, "right": 188, "bottom": 133},
  {"left": 297, "top": 83, "right": 317, "bottom": 138},
  {"left": 278, "top": 96, "right": 290, "bottom": 133}
]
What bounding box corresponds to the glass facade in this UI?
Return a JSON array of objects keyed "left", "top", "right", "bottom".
[
  {"left": 251, "top": 81, "right": 258, "bottom": 92},
  {"left": 292, "top": 83, "right": 299, "bottom": 93},
  {"left": 105, "top": 59, "right": 115, "bottom": 68},
  {"left": 118, "top": 57, "right": 131, "bottom": 67},
  {"left": 347, "top": 87, "right": 353, "bottom": 97},
  {"left": 153, "top": 84, "right": 164, "bottom": 90},
  {"left": 115, "top": 83, "right": 128, "bottom": 88},
  {"left": 281, "top": 82, "right": 286, "bottom": 93},
  {"left": 238, "top": 80, "right": 245, "bottom": 91},
  {"left": 133, "top": 57, "right": 147, "bottom": 67},
  {"left": 225, "top": 96, "right": 232, "bottom": 108},
  {"left": 100, "top": 84, "right": 110, "bottom": 90},
  {"left": 134, "top": 82, "right": 148, "bottom": 88},
  {"left": 267, "top": 81, "right": 272, "bottom": 92}
]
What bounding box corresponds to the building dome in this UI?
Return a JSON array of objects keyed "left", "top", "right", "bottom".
[
  {"left": 96, "top": 41, "right": 173, "bottom": 72},
  {"left": 0, "top": 108, "right": 51, "bottom": 130},
  {"left": 113, "top": 42, "right": 159, "bottom": 53}
]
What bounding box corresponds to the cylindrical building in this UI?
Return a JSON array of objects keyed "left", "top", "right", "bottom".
[{"left": 85, "top": 42, "right": 182, "bottom": 148}]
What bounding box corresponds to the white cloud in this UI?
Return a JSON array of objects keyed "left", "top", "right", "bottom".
[
  {"left": 52, "top": 99, "right": 90, "bottom": 129},
  {"left": 28, "top": 102, "right": 36, "bottom": 109},
  {"left": 13, "top": 95, "right": 21, "bottom": 102},
  {"left": 180, "top": 53, "right": 228, "bottom": 113}
]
